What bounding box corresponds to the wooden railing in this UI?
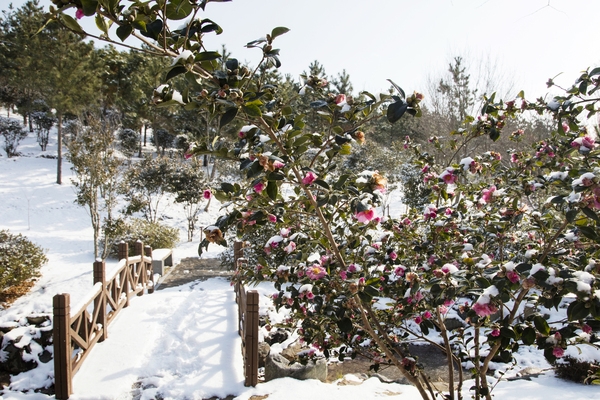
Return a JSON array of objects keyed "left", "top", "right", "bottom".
[
  {"left": 53, "top": 242, "right": 154, "bottom": 399},
  {"left": 234, "top": 241, "right": 259, "bottom": 387}
]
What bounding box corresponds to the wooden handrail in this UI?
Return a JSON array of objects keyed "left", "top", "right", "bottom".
[
  {"left": 53, "top": 242, "right": 154, "bottom": 399},
  {"left": 233, "top": 241, "right": 259, "bottom": 387}
]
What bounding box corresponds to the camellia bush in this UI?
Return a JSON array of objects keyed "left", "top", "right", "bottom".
[{"left": 50, "top": 2, "right": 600, "bottom": 399}]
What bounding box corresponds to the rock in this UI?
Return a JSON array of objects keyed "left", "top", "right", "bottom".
[
  {"left": 39, "top": 350, "right": 52, "bottom": 364},
  {"left": 265, "top": 353, "right": 327, "bottom": 382},
  {"left": 0, "top": 342, "right": 37, "bottom": 374},
  {"left": 443, "top": 318, "right": 464, "bottom": 331},
  {"left": 26, "top": 315, "right": 49, "bottom": 326},
  {"left": 258, "top": 342, "right": 270, "bottom": 368},
  {"left": 265, "top": 328, "right": 289, "bottom": 345},
  {"left": 280, "top": 342, "right": 303, "bottom": 362}
]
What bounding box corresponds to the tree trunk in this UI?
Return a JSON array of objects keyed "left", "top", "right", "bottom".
[{"left": 57, "top": 114, "right": 63, "bottom": 184}]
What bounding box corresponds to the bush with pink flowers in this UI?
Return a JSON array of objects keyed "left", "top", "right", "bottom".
[{"left": 50, "top": 2, "right": 600, "bottom": 399}]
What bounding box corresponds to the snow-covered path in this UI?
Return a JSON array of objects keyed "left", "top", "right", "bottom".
[{"left": 69, "top": 278, "right": 245, "bottom": 400}]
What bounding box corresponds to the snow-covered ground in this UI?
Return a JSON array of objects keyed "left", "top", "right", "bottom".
[{"left": 1, "top": 120, "right": 600, "bottom": 399}]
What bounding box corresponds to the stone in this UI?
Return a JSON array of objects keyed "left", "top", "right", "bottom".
[
  {"left": 280, "top": 342, "right": 303, "bottom": 362},
  {"left": 26, "top": 315, "right": 49, "bottom": 326},
  {"left": 0, "top": 342, "right": 37, "bottom": 374},
  {"left": 258, "top": 342, "right": 270, "bottom": 368},
  {"left": 264, "top": 353, "right": 327, "bottom": 382},
  {"left": 443, "top": 317, "right": 464, "bottom": 331},
  {"left": 265, "top": 328, "right": 289, "bottom": 345}
]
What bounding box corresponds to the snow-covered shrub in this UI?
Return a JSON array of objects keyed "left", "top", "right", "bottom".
[
  {"left": 151, "top": 128, "right": 175, "bottom": 156},
  {"left": 0, "top": 117, "right": 27, "bottom": 157},
  {"left": 122, "top": 156, "right": 176, "bottom": 223},
  {"left": 0, "top": 230, "right": 47, "bottom": 291},
  {"left": 118, "top": 128, "right": 140, "bottom": 158},
  {"left": 104, "top": 218, "right": 179, "bottom": 258},
  {"left": 30, "top": 112, "right": 55, "bottom": 151},
  {"left": 555, "top": 356, "right": 600, "bottom": 384}
]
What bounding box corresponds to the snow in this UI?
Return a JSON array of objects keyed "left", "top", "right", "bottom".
[{"left": 1, "top": 117, "right": 600, "bottom": 399}]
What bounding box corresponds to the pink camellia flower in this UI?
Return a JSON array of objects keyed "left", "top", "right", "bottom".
[
  {"left": 334, "top": 94, "right": 346, "bottom": 104},
  {"left": 491, "top": 328, "right": 501, "bottom": 337},
  {"left": 510, "top": 153, "right": 519, "bottom": 163},
  {"left": 267, "top": 214, "right": 277, "bottom": 223},
  {"left": 184, "top": 152, "right": 193, "bottom": 160},
  {"left": 472, "top": 302, "right": 498, "bottom": 317},
  {"left": 238, "top": 131, "right": 245, "bottom": 138},
  {"left": 506, "top": 270, "right": 520, "bottom": 284},
  {"left": 283, "top": 241, "right": 296, "bottom": 254},
  {"left": 306, "top": 292, "right": 315, "bottom": 300},
  {"left": 440, "top": 168, "right": 458, "bottom": 184},
  {"left": 402, "top": 217, "right": 411, "bottom": 225},
  {"left": 307, "top": 264, "right": 328, "bottom": 280},
  {"left": 423, "top": 311, "right": 432, "bottom": 320},
  {"left": 203, "top": 189, "right": 212, "bottom": 200},
  {"left": 75, "top": 8, "right": 85, "bottom": 19},
  {"left": 553, "top": 347, "right": 564, "bottom": 358},
  {"left": 273, "top": 160, "right": 285, "bottom": 169},
  {"left": 254, "top": 181, "right": 266, "bottom": 193},
  {"left": 302, "top": 171, "right": 317, "bottom": 185},
  {"left": 424, "top": 205, "right": 437, "bottom": 220},
  {"left": 562, "top": 122, "right": 570, "bottom": 133},
  {"left": 571, "top": 135, "right": 596, "bottom": 152},
  {"left": 339, "top": 270, "right": 348, "bottom": 280},
  {"left": 582, "top": 324, "right": 592, "bottom": 334},
  {"left": 356, "top": 209, "right": 375, "bottom": 224},
  {"left": 394, "top": 266, "right": 406, "bottom": 276},
  {"left": 280, "top": 227, "right": 290, "bottom": 237},
  {"left": 481, "top": 185, "right": 496, "bottom": 204},
  {"left": 348, "top": 264, "right": 358, "bottom": 273},
  {"left": 421, "top": 165, "right": 430, "bottom": 173},
  {"left": 389, "top": 251, "right": 398, "bottom": 261},
  {"left": 414, "top": 316, "right": 423, "bottom": 325},
  {"left": 445, "top": 208, "right": 453, "bottom": 215}
]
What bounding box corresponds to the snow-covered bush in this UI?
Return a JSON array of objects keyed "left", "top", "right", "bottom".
[
  {"left": 118, "top": 128, "right": 140, "bottom": 159},
  {"left": 31, "top": 111, "right": 55, "bottom": 151},
  {"left": 0, "top": 230, "right": 47, "bottom": 291},
  {"left": 0, "top": 117, "right": 27, "bottom": 157},
  {"left": 122, "top": 155, "right": 177, "bottom": 223},
  {"left": 104, "top": 218, "right": 179, "bottom": 258}
]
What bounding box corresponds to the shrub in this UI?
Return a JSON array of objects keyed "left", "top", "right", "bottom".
[
  {"left": 31, "top": 111, "right": 56, "bottom": 151},
  {"left": 0, "top": 230, "right": 47, "bottom": 291},
  {"left": 118, "top": 128, "right": 140, "bottom": 158},
  {"left": 105, "top": 218, "right": 179, "bottom": 258},
  {"left": 0, "top": 117, "right": 27, "bottom": 157},
  {"left": 555, "top": 356, "right": 600, "bottom": 384}
]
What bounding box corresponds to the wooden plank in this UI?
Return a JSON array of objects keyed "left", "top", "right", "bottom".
[{"left": 245, "top": 290, "right": 259, "bottom": 387}]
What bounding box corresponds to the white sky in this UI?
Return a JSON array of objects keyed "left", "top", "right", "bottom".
[{"left": 3, "top": 0, "right": 600, "bottom": 99}]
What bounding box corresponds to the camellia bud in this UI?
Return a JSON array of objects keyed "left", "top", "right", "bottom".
[{"left": 354, "top": 131, "right": 365, "bottom": 144}]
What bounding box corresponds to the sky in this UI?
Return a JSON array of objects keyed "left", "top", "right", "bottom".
[
  {"left": 2, "top": 122, "right": 600, "bottom": 399},
  {"left": 2, "top": 0, "right": 600, "bottom": 100}
]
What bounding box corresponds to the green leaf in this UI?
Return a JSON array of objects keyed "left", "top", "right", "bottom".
[
  {"left": 387, "top": 100, "right": 408, "bottom": 123},
  {"left": 81, "top": 0, "right": 99, "bottom": 15},
  {"left": 95, "top": 14, "right": 109, "bottom": 36},
  {"left": 243, "top": 103, "right": 262, "bottom": 117},
  {"left": 314, "top": 179, "right": 330, "bottom": 190},
  {"left": 534, "top": 315, "right": 550, "bottom": 336},
  {"left": 267, "top": 181, "right": 278, "bottom": 201},
  {"left": 566, "top": 209, "right": 578, "bottom": 223},
  {"left": 521, "top": 327, "right": 536, "bottom": 345},
  {"left": 221, "top": 182, "right": 236, "bottom": 193},
  {"left": 220, "top": 107, "right": 238, "bottom": 127},
  {"left": 60, "top": 14, "right": 84, "bottom": 33},
  {"left": 579, "top": 226, "right": 600, "bottom": 241},
  {"left": 271, "top": 26, "right": 290, "bottom": 40},
  {"left": 166, "top": 66, "right": 187, "bottom": 81},
  {"left": 582, "top": 207, "right": 600, "bottom": 222},
  {"left": 166, "top": 0, "right": 193, "bottom": 20},
  {"left": 489, "top": 126, "right": 500, "bottom": 141},
  {"left": 196, "top": 51, "right": 222, "bottom": 62},
  {"left": 364, "top": 285, "right": 380, "bottom": 298},
  {"left": 116, "top": 24, "right": 133, "bottom": 41},
  {"left": 567, "top": 301, "right": 590, "bottom": 320},
  {"left": 386, "top": 79, "right": 405, "bottom": 99}
]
